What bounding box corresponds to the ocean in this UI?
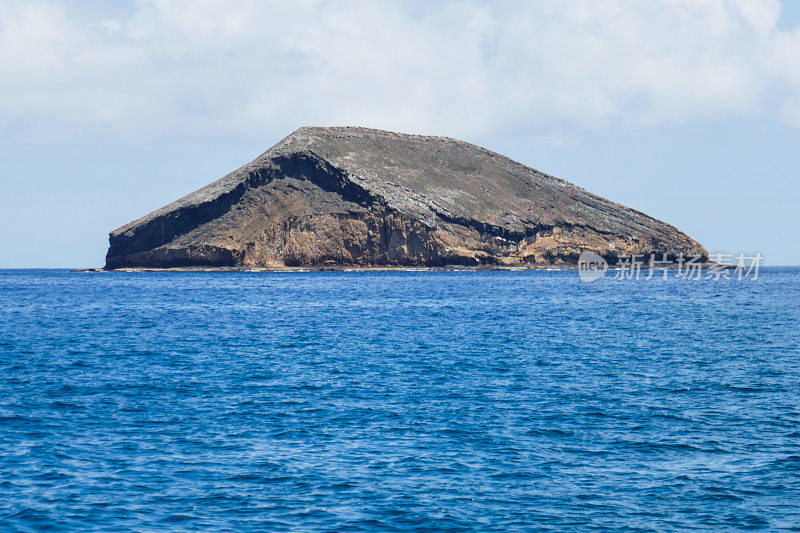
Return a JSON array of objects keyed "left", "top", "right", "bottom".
[{"left": 1, "top": 268, "right": 799, "bottom": 531}]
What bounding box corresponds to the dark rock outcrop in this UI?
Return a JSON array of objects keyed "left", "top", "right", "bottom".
[{"left": 105, "top": 126, "right": 706, "bottom": 269}]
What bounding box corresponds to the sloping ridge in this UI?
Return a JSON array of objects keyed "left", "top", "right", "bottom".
[{"left": 105, "top": 126, "right": 707, "bottom": 269}]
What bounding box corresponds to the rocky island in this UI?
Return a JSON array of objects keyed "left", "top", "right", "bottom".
[{"left": 105, "top": 127, "right": 706, "bottom": 269}]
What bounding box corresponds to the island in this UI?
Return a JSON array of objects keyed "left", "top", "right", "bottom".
[{"left": 105, "top": 126, "right": 706, "bottom": 270}]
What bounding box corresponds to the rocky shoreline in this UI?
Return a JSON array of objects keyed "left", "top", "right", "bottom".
[{"left": 78, "top": 265, "right": 578, "bottom": 273}]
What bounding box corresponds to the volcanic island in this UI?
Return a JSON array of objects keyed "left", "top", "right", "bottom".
[{"left": 104, "top": 127, "right": 706, "bottom": 270}]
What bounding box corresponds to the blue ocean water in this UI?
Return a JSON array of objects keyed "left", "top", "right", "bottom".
[{"left": 1, "top": 268, "right": 799, "bottom": 532}]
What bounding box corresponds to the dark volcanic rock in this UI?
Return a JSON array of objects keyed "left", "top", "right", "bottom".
[{"left": 105, "top": 127, "right": 706, "bottom": 269}]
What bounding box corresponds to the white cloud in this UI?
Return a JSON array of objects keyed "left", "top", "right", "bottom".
[{"left": 1, "top": 0, "right": 800, "bottom": 139}]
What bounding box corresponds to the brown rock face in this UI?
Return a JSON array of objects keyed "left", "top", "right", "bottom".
[{"left": 105, "top": 126, "right": 706, "bottom": 269}]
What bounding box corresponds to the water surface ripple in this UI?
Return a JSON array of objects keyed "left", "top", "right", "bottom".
[{"left": 1, "top": 268, "right": 799, "bottom": 531}]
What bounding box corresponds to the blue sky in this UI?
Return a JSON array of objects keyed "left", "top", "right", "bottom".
[{"left": 1, "top": 0, "right": 799, "bottom": 267}]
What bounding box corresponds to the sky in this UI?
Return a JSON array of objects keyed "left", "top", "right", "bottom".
[{"left": 1, "top": 0, "right": 799, "bottom": 267}]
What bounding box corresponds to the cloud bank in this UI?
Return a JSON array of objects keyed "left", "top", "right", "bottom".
[{"left": 1, "top": 0, "right": 800, "bottom": 140}]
